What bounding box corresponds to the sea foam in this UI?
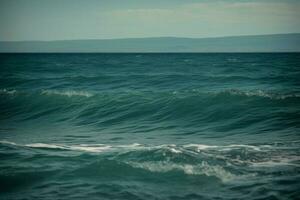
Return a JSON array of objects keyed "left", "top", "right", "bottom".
[
  {"left": 126, "top": 161, "right": 238, "bottom": 182},
  {"left": 41, "top": 90, "right": 93, "bottom": 97},
  {"left": 0, "top": 89, "right": 17, "bottom": 95}
]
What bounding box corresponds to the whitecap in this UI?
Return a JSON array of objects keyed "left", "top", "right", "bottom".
[
  {"left": 127, "top": 161, "right": 238, "bottom": 182},
  {"left": 25, "top": 143, "right": 67, "bottom": 150},
  {"left": 25, "top": 143, "right": 111, "bottom": 152},
  {"left": 183, "top": 144, "right": 219, "bottom": 150},
  {"left": 68, "top": 145, "right": 112, "bottom": 152},
  {"left": 41, "top": 90, "right": 93, "bottom": 97},
  {"left": 168, "top": 147, "right": 182, "bottom": 154},
  {"left": 0, "top": 141, "right": 274, "bottom": 153},
  {"left": 0, "top": 89, "right": 17, "bottom": 95},
  {"left": 250, "top": 156, "right": 300, "bottom": 167},
  {"left": 0, "top": 140, "right": 17, "bottom": 145},
  {"left": 224, "top": 89, "right": 300, "bottom": 100}
]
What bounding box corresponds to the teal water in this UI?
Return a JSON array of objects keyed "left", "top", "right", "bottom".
[{"left": 0, "top": 53, "right": 299, "bottom": 199}]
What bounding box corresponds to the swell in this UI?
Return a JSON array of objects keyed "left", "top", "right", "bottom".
[
  {"left": 1, "top": 73, "right": 299, "bottom": 90},
  {"left": 1, "top": 88, "right": 299, "bottom": 105},
  {"left": 1, "top": 88, "right": 299, "bottom": 133},
  {"left": 1, "top": 140, "right": 299, "bottom": 184},
  {"left": 2, "top": 87, "right": 299, "bottom": 99}
]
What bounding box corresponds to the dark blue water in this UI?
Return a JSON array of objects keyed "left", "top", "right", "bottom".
[{"left": 0, "top": 53, "right": 299, "bottom": 199}]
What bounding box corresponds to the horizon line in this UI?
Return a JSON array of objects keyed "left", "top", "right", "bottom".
[
  {"left": 1, "top": 32, "right": 300, "bottom": 43},
  {"left": 1, "top": 52, "right": 300, "bottom": 54}
]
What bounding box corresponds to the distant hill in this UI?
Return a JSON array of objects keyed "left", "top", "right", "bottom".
[{"left": 1, "top": 33, "right": 300, "bottom": 52}]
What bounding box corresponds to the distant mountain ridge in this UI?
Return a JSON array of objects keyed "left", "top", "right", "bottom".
[{"left": 1, "top": 33, "right": 300, "bottom": 52}]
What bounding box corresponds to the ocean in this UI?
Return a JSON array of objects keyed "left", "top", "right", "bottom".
[{"left": 0, "top": 53, "right": 299, "bottom": 199}]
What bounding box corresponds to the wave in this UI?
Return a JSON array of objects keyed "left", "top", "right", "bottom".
[
  {"left": 0, "top": 140, "right": 142, "bottom": 153},
  {"left": 26, "top": 143, "right": 112, "bottom": 152},
  {"left": 1, "top": 88, "right": 299, "bottom": 100},
  {"left": 41, "top": 89, "right": 94, "bottom": 98},
  {"left": 1, "top": 88, "right": 299, "bottom": 133},
  {"left": 182, "top": 144, "right": 270, "bottom": 151},
  {"left": 0, "top": 89, "right": 17, "bottom": 95},
  {"left": 0, "top": 88, "right": 94, "bottom": 98},
  {"left": 217, "top": 89, "right": 300, "bottom": 100},
  {"left": 126, "top": 161, "right": 239, "bottom": 182},
  {"left": 1, "top": 140, "right": 299, "bottom": 185},
  {"left": 1, "top": 140, "right": 298, "bottom": 165},
  {"left": 0, "top": 140, "right": 276, "bottom": 152}
]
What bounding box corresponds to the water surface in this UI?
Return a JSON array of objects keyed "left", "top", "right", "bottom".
[{"left": 0, "top": 53, "right": 299, "bottom": 199}]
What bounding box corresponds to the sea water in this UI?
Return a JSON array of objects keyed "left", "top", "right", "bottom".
[{"left": 0, "top": 53, "right": 299, "bottom": 199}]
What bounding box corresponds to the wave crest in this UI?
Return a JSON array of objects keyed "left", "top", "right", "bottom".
[
  {"left": 127, "top": 161, "right": 238, "bottom": 182},
  {"left": 1, "top": 87, "right": 299, "bottom": 101},
  {"left": 41, "top": 90, "right": 93, "bottom": 97},
  {"left": 1, "top": 140, "right": 299, "bottom": 184},
  {"left": 212, "top": 89, "right": 300, "bottom": 100},
  {"left": 0, "top": 88, "right": 17, "bottom": 95}
]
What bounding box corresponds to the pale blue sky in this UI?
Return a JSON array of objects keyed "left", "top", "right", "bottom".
[{"left": 0, "top": 0, "right": 299, "bottom": 41}]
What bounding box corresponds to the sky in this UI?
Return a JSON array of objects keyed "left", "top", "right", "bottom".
[{"left": 0, "top": 0, "right": 300, "bottom": 41}]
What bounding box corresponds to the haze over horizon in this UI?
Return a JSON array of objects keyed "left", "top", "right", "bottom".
[
  {"left": 1, "top": 33, "right": 300, "bottom": 42},
  {"left": 1, "top": 0, "right": 300, "bottom": 41}
]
